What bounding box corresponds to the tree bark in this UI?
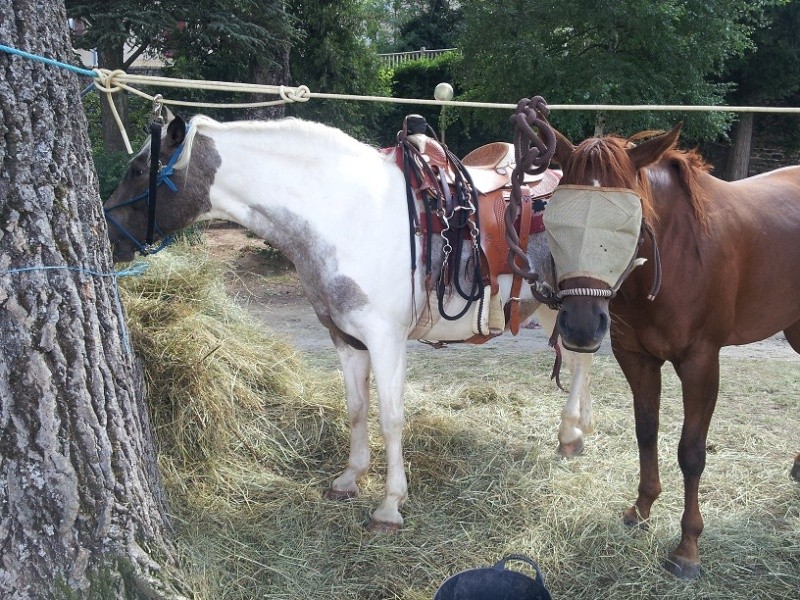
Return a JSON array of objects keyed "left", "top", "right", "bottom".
[
  {"left": 244, "top": 46, "right": 290, "bottom": 121},
  {"left": 97, "top": 43, "right": 130, "bottom": 153},
  {"left": 727, "top": 112, "right": 754, "bottom": 180},
  {"left": 0, "top": 1, "right": 180, "bottom": 598}
]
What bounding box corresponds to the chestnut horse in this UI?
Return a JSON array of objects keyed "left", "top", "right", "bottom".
[{"left": 544, "top": 123, "right": 800, "bottom": 578}]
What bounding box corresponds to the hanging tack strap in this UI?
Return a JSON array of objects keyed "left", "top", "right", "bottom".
[{"left": 146, "top": 120, "right": 162, "bottom": 246}]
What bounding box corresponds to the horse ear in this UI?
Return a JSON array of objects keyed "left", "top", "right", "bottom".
[
  {"left": 627, "top": 122, "right": 682, "bottom": 170},
  {"left": 166, "top": 114, "right": 186, "bottom": 147},
  {"left": 552, "top": 128, "right": 575, "bottom": 168}
]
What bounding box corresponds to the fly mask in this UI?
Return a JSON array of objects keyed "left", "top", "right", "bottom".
[{"left": 543, "top": 185, "right": 647, "bottom": 298}]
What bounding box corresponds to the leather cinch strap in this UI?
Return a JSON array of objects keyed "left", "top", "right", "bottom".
[{"left": 508, "top": 187, "right": 532, "bottom": 335}]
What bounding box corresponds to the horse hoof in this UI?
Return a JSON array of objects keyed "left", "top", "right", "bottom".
[
  {"left": 791, "top": 459, "right": 800, "bottom": 482},
  {"left": 557, "top": 437, "right": 584, "bottom": 458},
  {"left": 622, "top": 507, "right": 649, "bottom": 530},
  {"left": 664, "top": 555, "right": 703, "bottom": 579},
  {"left": 323, "top": 488, "right": 357, "bottom": 501},
  {"left": 367, "top": 519, "right": 402, "bottom": 533}
]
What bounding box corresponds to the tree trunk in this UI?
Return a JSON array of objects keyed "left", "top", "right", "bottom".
[
  {"left": 727, "top": 112, "right": 754, "bottom": 181},
  {"left": 0, "top": 1, "right": 181, "bottom": 598},
  {"left": 244, "top": 46, "right": 290, "bottom": 121},
  {"left": 97, "top": 43, "right": 130, "bottom": 153}
]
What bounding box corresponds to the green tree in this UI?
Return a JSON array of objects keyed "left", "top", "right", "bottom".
[
  {"left": 394, "top": 0, "right": 462, "bottom": 52},
  {"left": 458, "top": 0, "right": 777, "bottom": 141},
  {"left": 723, "top": 0, "right": 800, "bottom": 178},
  {"left": 66, "top": 0, "right": 295, "bottom": 148},
  {"left": 364, "top": 0, "right": 461, "bottom": 52},
  {"left": 285, "top": 0, "right": 391, "bottom": 141}
]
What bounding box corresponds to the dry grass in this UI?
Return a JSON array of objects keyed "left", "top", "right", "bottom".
[{"left": 119, "top": 242, "right": 800, "bottom": 600}]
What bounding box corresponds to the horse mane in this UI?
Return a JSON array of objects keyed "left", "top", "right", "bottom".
[
  {"left": 568, "top": 136, "right": 658, "bottom": 223},
  {"left": 572, "top": 133, "right": 712, "bottom": 229},
  {"left": 175, "top": 115, "right": 376, "bottom": 172},
  {"left": 655, "top": 146, "right": 713, "bottom": 230}
]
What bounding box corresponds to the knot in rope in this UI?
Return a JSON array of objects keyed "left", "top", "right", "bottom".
[
  {"left": 92, "top": 68, "right": 126, "bottom": 94},
  {"left": 279, "top": 84, "right": 311, "bottom": 103}
]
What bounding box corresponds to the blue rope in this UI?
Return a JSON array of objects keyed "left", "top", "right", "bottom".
[
  {"left": 0, "top": 262, "right": 151, "bottom": 354},
  {"left": 0, "top": 43, "right": 96, "bottom": 78}
]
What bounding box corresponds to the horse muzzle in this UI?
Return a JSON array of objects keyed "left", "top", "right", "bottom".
[{"left": 557, "top": 293, "right": 610, "bottom": 353}]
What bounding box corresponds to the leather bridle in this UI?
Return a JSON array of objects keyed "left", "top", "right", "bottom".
[{"left": 104, "top": 121, "right": 185, "bottom": 256}]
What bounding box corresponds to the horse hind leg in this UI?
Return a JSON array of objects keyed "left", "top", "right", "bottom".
[{"left": 781, "top": 321, "right": 800, "bottom": 482}]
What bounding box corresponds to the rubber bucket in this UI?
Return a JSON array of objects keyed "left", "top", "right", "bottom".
[{"left": 433, "top": 554, "right": 552, "bottom": 600}]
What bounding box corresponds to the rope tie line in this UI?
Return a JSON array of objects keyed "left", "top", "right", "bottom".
[
  {"left": 4, "top": 43, "right": 800, "bottom": 112},
  {"left": 0, "top": 263, "right": 150, "bottom": 354},
  {"left": 3, "top": 42, "right": 800, "bottom": 155}
]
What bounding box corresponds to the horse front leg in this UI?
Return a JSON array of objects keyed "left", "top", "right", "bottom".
[
  {"left": 666, "top": 349, "right": 721, "bottom": 579},
  {"left": 364, "top": 329, "right": 408, "bottom": 532},
  {"left": 558, "top": 348, "right": 594, "bottom": 457},
  {"left": 325, "top": 335, "right": 371, "bottom": 501},
  {"left": 536, "top": 307, "right": 593, "bottom": 456},
  {"left": 614, "top": 347, "right": 664, "bottom": 528},
  {"left": 780, "top": 322, "right": 800, "bottom": 482}
]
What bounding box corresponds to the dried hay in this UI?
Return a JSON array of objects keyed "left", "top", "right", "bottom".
[{"left": 119, "top": 242, "right": 800, "bottom": 600}]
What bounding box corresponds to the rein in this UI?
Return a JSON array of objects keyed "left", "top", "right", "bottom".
[
  {"left": 506, "top": 97, "right": 560, "bottom": 309},
  {"left": 397, "top": 115, "right": 483, "bottom": 322},
  {"left": 146, "top": 120, "right": 161, "bottom": 246},
  {"left": 104, "top": 122, "right": 187, "bottom": 256}
]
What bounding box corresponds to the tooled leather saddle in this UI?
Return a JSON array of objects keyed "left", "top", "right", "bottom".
[{"left": 395, "top": 114, "right": 561, "bottom": 343}]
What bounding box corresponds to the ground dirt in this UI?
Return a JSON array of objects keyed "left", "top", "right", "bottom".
[{"left": 202, "top": 222, "right": 798, "bottom": 362}]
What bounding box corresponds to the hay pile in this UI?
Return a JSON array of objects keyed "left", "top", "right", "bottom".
[
  {"left": 118, "top": 244, "right": 350, "bottom": 516},
  {"left": 119, "top": 242, "right": 800, "bottom": 599}
]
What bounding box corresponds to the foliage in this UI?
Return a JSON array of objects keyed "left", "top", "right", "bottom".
[
  {"left": 374, "top": 51, "right": 462, "bottom": 148},
  {"left": 66, "top": 0, "right": 178, "bottom": 60},
  {"left": 158, "top": 0, "right": 296, "bottom": 120},
  {"left": 364, "top": 0, "right": 462, "bottom": 52},
  {"left": 81, "top": 92, "right": 151, "bottom": 199},
  {"left": 458, "top": 0, "right": 780, "bottom": 141},
  {"left": 394, "top": 0, "right": 463, "bottom": 52},
  {"left": 284, "top": 0, "right": 391, "bottom": 142},
  {"left": 724, "top": 1, "right": 800, "bottom": 104},
  {"left": 66, "top": 0, "right": 291, "bottom": 68}
]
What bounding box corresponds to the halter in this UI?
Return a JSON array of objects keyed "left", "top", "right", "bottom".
[{"left": 104, "top": 120, "right": 187, "bottom": 256}]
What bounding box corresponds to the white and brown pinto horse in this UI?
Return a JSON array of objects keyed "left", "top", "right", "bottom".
[
  {"left": 104, "top": 113, "right": 596, "bottom": 531},
  {"left": 545, "top": 123, "right": 800, "bottom": 577}
]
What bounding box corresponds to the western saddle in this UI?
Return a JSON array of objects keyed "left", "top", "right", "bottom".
[{"left": 396, "top": 115, "right": 561, "bottom": 343}]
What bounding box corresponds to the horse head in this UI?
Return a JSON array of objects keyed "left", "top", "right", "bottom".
[
  {"left": 545, "top": 124, "right": 682, "bottom": 352},
  {"left": 103, "top": 114, "right": 219, "bottom": 262}
]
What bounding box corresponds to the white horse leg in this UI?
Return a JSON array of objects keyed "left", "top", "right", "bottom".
[
  {"left": 535, "top": 306, "right": 593, "bottom": 457},
  {"left": 558, "top": 348, "right": 594, "bottom": 457},
  {"left": 363, "top": 329, "right": 408, "bottom": 531},
  {"left": 325, "top": 337, "right": 371, "bottom": 500}
]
